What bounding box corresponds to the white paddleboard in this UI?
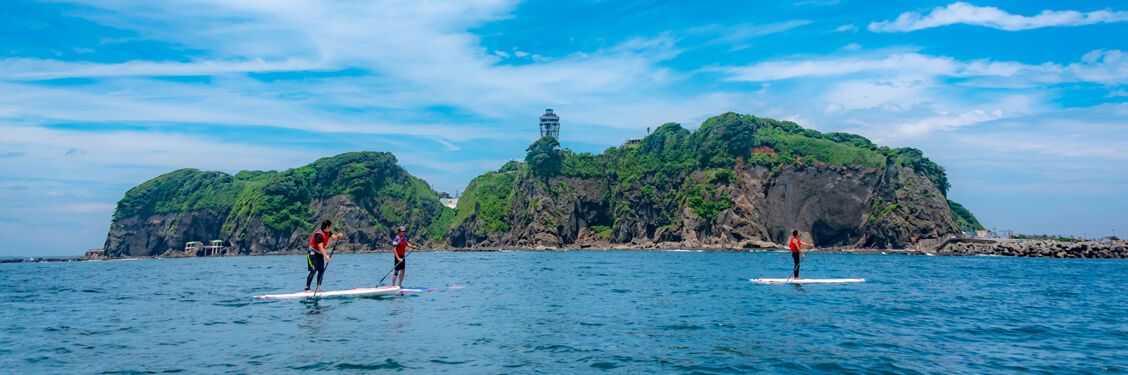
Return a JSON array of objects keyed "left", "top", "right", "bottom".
[
  {"left": 750, "top": 278, "right": 865, "bottom": 284},
  {"left": 255, "top": 286, "right": 401, "bottom": 299}
]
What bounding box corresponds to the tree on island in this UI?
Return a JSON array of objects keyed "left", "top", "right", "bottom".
[{"left": 526, "top": 136, "right": 564, "bottom": 176}]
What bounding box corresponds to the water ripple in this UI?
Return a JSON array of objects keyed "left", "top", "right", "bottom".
[{"left": 1, "top": 253, "right": 1126, "bottom": 373}]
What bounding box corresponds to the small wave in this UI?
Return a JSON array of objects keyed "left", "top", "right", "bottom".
[
  {"left": 336, "top": 359, "right": 405, "bottom": 370},
  {"left": 661, "top": 324, "right": 705, "bottom": 330}
]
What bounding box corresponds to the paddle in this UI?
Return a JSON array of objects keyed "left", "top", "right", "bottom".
[{"left": 376, "top": 244, "right": 415, "bottom": 287}]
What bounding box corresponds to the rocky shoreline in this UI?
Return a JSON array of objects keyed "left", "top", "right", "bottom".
[
  {"left": 933, "top": 240, "right": 1126, "bottom": 259},
  {"left": 7, "top": 240, "right": 1126, "bottom": 264}
]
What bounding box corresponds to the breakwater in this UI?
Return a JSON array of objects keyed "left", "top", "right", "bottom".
[{"left": 931, "top": 239, "right": 1125, "bottom": 259}]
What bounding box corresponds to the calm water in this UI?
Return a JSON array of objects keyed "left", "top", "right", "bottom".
[{"left": 2, "top": 251, "right": 1126, "bottom": 374}]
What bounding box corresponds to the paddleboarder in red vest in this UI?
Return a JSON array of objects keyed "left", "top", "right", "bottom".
[
  {"left": 790, "top": 230, "right": 812, "bottom": 279},
  {"left": 391, "top": 226, "right": 417, "bottom": 288},
  {"left": 306, "top": 220, "right": 342, "bottom": 293}
]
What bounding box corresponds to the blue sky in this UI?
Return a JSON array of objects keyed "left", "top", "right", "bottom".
[{"left": 1, "top": 0, "right": 1126, "bottom": 256}]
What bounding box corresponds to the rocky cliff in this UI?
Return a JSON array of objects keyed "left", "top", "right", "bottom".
[
  {"left": 104, "top": 112, "right": 981, "bottom": 256},
  {"left": 103, "top": 152, "right": 454, "bottom": 257},
  {"left": 449, "top": 112, "right": 964, "bottom": 250}
]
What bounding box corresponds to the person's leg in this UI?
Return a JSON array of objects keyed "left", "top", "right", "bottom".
[
  {"left": 792, "top": 252, "right": 801, "bottom": 278},
  {"left": 397, "top": 270, "right": 405, "bottom": 287},
  {"left": 312, "top": 255, "right": 326, "bottom": 292},
  {"left": 306, "top": 254, "right": 315, "bottom": 291},
  {"left": 316, "top": 268, "right": 325, "bottom": 292}
]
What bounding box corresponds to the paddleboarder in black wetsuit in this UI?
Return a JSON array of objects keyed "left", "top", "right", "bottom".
[
  {"left": 306, "top": 220, "right": 341, "bottom": 293},
  {"left": 789, "top": 230, "right": 812, "bottom": 279}
]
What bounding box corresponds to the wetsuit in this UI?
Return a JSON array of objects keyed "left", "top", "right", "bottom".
[
  {"left": 392, "top": 235, "right": 409, "bottom": 272},
  {"left": 790, "top": 237, "right": 802, "bottom": 278},
  {"left": 306, "top": 230, "right": 330, "bottom": 290}
]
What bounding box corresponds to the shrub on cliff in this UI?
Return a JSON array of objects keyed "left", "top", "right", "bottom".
[
  {"left": 526, "top": 136, "right": 564, "bottom": 177},
  {"left": 113, "top": 168, "right": 275, "bottom": 222},
  {"left": 948, "top": 199, "right": 985, "bottom": 231},
  {"left": 227, "top": 152, "right": 448, "bottom": 236}
]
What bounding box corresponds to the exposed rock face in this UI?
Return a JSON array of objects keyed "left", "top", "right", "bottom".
[
  {"left": 104, "top": 210, "right": 229, "bottom": 257},
  {"left": 221, "top": 195, "right": 447, "bottom": 255},
  {"left": 102, "top": 152, "right": 453, "bottom": 257},
  {"left": 449, "top": 162, "right": 959, "bottom": 250}
]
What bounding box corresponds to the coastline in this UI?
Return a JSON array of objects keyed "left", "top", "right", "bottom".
[{"left": 8, "top": 239, "right": 1126, "bottom": 264}]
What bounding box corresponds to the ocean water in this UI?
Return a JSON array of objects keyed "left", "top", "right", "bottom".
[{"left": 2, "top": 251, "right": 1126, "bottom": 374}]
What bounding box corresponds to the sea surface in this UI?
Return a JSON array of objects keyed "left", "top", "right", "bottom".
[{"left": 2, "top": 251, "right": 1126, "bottom": 374}]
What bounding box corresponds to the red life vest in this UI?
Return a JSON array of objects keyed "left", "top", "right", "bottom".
[
  {"left": 789, "top": 237, "right": 801, "bottom": 252},
  {"left": 393, "top": 235, "right": 408, "bottom": 257},
  {"left": 310, "top": 230, "right": 329, "bottom": 250}
]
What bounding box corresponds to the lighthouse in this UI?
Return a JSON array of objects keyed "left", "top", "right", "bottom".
[{"left": 539, "top": 109, "right": 560, "bottom": 139}]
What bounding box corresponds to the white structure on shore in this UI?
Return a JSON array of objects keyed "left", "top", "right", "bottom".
[
  {"left": 441, "top": 197, "right": 459, "bottom": 209},
  {"left": 539, "top": 109, "right": 560, "bottom": 139}
]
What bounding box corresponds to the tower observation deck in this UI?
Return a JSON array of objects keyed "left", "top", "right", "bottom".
[{"left": 539, "top": 109, "right": 560, "bottom": 139}]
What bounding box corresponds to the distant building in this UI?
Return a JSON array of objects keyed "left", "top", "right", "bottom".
[
  {"left": 435, "top": 191, "right": 458, "bottom": 209},
  {"left": 184, "top": 241, "right": 203, "bottom": 254},
  {"left": 539, "top": 109, "right": 560, "bottom": 139},
  {"left": 622, "top": 138, "right": 642, "bottom": 147},
  {"left": 204, "top": 240, "right": 226, "bottom": 256}
]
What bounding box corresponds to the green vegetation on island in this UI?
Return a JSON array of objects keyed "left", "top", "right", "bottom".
[
  {"left": 948, "top": 199, "right": 985, "bottom": 231},
  {"left": 455, "top": 112, "right": 969, "bottom": 238},
  {"left": 108, "top": 112, "right": 983, "bottom": 254},
  {"left": 107, "top": 152, "right": 454, "bottom": 256}
]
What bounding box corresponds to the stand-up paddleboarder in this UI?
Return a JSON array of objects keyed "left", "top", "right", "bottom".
[
  {"left": 789, "top": 230, "right": 813, "bottom": 279},
  {"left": 306, "top": 220, "right": 342, "bottom": 293},
  {"left": 391, "top": 226, "right": 417, "bottom": 287}
]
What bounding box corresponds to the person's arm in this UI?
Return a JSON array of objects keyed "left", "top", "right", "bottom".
[
  {"left": 317, "top": 242, "right": 331, "bottom": 262},
  {"left": 315, "top": 233, "right": 331, "bottom": 262}
]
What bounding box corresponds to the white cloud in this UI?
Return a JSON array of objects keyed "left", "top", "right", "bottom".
[
  {"left": 723, "top": 52, "right": 962, "bottom": 81},
  {"left": 834, "top": 24, "right": 857, "bottom": 32},
  {"left": 0, "top": 123, "right": 323, "bottom": 182},
  {"left": 870, "top": 2, "right": 1128, "bottom": 32},
  {"left": 9, "top": 0, "right": 694, "bottom": 128},
  {"left": 514, "top": 51, "right": 529, "bottom": 57},
  {"left": 691, "top": 20, "right": 811, "bottom": 50},
  {"left": 494, "top": 50, "right": 509, "bottom": 58},
  {"left": 721, "top": 49, "right": 1128, "bottom": 86},
  {"left": 842, "top": 43, "right": 862, "bottom": 51},
  {"left": 0, "top": 58, "right": 323, "bottom": 80}
]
